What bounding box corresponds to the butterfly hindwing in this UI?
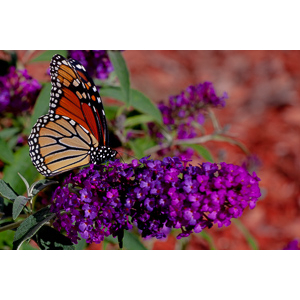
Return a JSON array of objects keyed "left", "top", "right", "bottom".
[{"left": 28, "top": 115, "right": 99, "bottom": 176}]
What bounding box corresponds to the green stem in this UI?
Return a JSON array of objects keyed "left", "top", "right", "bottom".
[
  {"left": 208, "top": 108, "right": 221, "bottom": 132},
  {"left": 145, "top": 133, "right": 250, "bottom": 156},
  {"left": 232, "top": 219, "right": 259, "bottom": 250},
  {"left": 199, "top": 230, "right": 217, "bottom": 250},
  {"left": 0, "top": 220, "right": 24, "bottom": 233}
]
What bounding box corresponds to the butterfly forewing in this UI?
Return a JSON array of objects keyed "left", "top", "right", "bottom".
[{"left": 49, "top": 54, "right": 109, "bottom": 146}]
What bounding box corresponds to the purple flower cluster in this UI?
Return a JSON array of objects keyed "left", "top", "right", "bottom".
[
  {"left": 0, "top": 67, "right": 41, "bottom": 114},
  {"left": 50, "top": 156, "right": 261, "bottom": 245},
  {"left": 68, "top": 50, "right": 114, "bottom": 80},
  {"left": 147, "top": 82, "right": 228, "bottom": 160},
  {"left": 158, "top": 82, "right": 228, "bottom": 139}
]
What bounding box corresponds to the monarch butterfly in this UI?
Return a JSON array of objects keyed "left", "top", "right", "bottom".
[{"left": 28, "top": 54, "right": 117, "bottom": 176}]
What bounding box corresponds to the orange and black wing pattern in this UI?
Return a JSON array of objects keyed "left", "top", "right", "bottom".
[
  {"left": 28, "top": 54, "right": 116, "bottom": 177},
  {"left": 49, "top": 54, "right": 109, "bottom": 146}
]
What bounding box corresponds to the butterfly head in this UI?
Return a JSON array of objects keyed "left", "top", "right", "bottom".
[{"left": 90, "top": 146, "right": 117, "bottom": 165}]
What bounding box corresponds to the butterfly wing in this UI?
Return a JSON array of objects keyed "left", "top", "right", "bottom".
[
  {"left": 49, "top": 54, "right": 109, "bottom": 146},
  {"left": 29, "top": 54, "right": 116, "bottom": 177},
  {"left": 28, "top": 115, "right": 99, "bottom": 176}
]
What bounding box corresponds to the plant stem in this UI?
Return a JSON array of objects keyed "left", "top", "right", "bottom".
[
  {"left": 208, "top": 108, "right": 221, "bottom": 132},
  {"left": 232, "top": 219, "right": 259, "bottom": 250},
  {"left": 0, "top": 220, "right": 24, "bottom": 233},
  {"left": 145, "top": 133, "right": 250, "bottom": 156},
  {"left": 144, "top": 134, "right": 216, "bottom": 155}
]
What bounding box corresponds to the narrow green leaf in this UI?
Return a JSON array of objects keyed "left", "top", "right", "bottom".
[
  {"left": 26, "top": 82, "right": 52, "bottom": 135},
  {"left": 7, "top": 135, "right": 19, "bottom": 150},
  {"left": 199, "top": 230, "right": 217, "bottom": 250},
  {"left": 18, "top": 173, "right": 30, "bottom": 195},
  {"left": 34, "top": 225, "right": 75, "bottom": 250},
  {"left": 123, "top": 231, "right": 147, "bottom": 250},
  {"left": 30, "top": 50, "right": 68, "bottom": 62},
  {"left": 0, "top": 128, "right": 19, "bottom": 140},
  {"left": 3, "top": 146, "right": 39, "bottom": 195},
  {"left": 181, "top": 144, "right": 214, "bottom": 162},
  {"left": 0, "top": 179, "right": 18, "bottom": 201},
  {"left": 130, "top": 89, "right": 162, "bottom": 125},
  {"left": 0, "top": 137, "right": 14, "bottom": 164},
  {"left": 124, "top": 114, "right": 157, "bottom": 128},
  {"left": 29, "top": 179, "right": 58, "bottom": 197},
  {"left": 128, "top": 137, "right": 156, "bottom": 159},
  {"left": 13, "top": 206, "right": 55, "bottom": 250},
  {"left": 12, "top": 196, "right": 30, "bottom": 220},
  {"left": 100, "top": 86, "right": 162, "bottom": 124},
  {"left": 232, "top": 219, "right": 259, "bottom": 250},
  {"left": 107, "top": 51, "right": 130, "bottom": 106},
  {"left": 104, "top": 105, "right": 119, "bottom": 121}
]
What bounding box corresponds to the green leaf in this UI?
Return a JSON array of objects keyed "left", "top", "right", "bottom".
[
  {"left": 182, "top": 144, "right": 214, "bottom": 163},
  {"left": 199, "top": 230, "right": 216, "bottom": 250},
  {"left": 104, "top": 235, "right": 118, "bottom": 244},
  {"left": 130, "top": 89, "right": 162, "bottom": 124},
  {"left": 0, "top": 137, "right": 14, "bottom": 164},
  {"left": 0, "top": 179, "right": 18, "bottom": 201},
  {"left": 74, "top": 237, "right": 87, "bottom": 250},
  {"left": 34, "top": 225, "right": 75, "bottom": 250},
  {"left": 232, "top": 219, "right": 259, "bottom": 250},
  {"left": 123, "top": 231, "right": 147, "bottom": 250},
  {"left": 100, "top": 86, "right": 162, "bottom": 124},
  {"left": 19, "top": 241, "right": 38, "bottom": 250},
  {"left": 0, "top": 230, "right": 14, "bottom": 250},
  {"left": 128, "top": 136, "right": 156, "bottom": 159},
  {"left": 104, "top": 105, "right": 119, "bottom": 121},
  {"left": 124, "top": 114, "right": 157, "bottom": 128},
  {"left": 0, "top": 128, "right": 19, "bottom": 140},
  {"left": 25, "top": 82, "right": 52, "bottom": 135},
  {"left": 12, "top": 195, "right": 30, "bottom": 220},
  {"left": 3, "top": 146, "right": 39, "bottom": 195},
  {"left": 18, "top": 173, "right": 30, "bottom": 195},
  {"left": 30, "top": 50, "right": 68, "bottom": 62},
  {"left": 7, "top": 135, "right": 19, "bottom": 150},
  {"left": 107, "top": 51, "right": 131, "bottom": 106},
  {"left": 13, "top": 206, "right": 55, "bottom": 250},
  {"left": 29, "top": 179, "right": 58, "bottom": 197}
]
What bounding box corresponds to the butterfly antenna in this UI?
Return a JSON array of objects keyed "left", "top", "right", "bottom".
[
  {"left": 115, "top": 151, "right": 125, "bottom": 164},
  {"left": 115, "top": 149, "right": 138, "bottom": 161}
]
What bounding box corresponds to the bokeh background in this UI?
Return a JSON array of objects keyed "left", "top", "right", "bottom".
[{"left": 2, "top": 50, "right": 300, "bottom": 250}]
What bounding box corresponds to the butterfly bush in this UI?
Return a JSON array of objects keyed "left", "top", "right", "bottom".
[
  {"left": 68, "top": 50, "right": 114, "bottom": 80},
  {"left": 148, "top": 82, "right": 228, "bottom": 159},
  {"left": 0, "top": 67, "right": 41, "bottom": 114},
  {"left": 50, "top": 156, "right": 261, "bottom": 244}
]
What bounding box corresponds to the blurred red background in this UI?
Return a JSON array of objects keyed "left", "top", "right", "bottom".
[{"left": 13, "top": 50, "right": 300, "bottom": 249}]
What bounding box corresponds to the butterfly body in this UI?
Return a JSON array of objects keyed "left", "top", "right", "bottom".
[{"left": 28, "top": 54, "right": 117, "bottom": 177}]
